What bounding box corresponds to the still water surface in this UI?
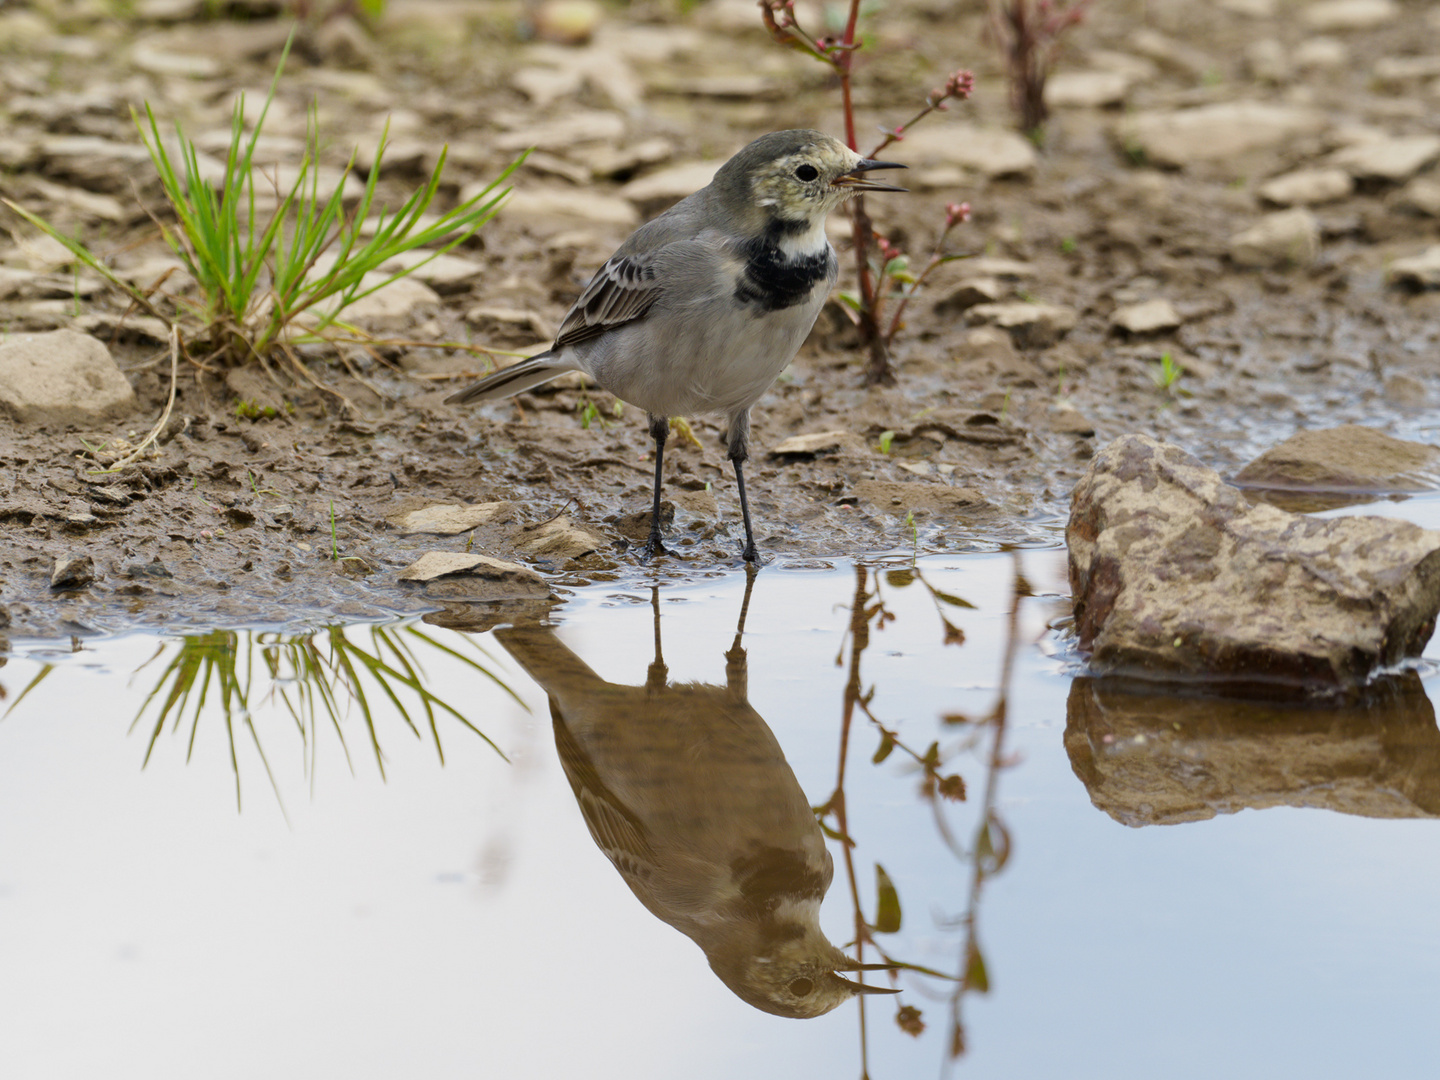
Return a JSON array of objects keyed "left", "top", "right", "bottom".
[{"left": 3, "top": 548, "right": 1440, "bottom": 1079}]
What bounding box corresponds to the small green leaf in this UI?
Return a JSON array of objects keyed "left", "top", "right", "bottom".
[
  {"left": 878, "top": 430, "right": 895, "bottom": 454},
  {"left": 837, "top": 290, "right": 863, "bottom": 312},
  {"left": 872, "top": 731, "right": 896, "bottom": 764},
  {"left": 963, "top": 941, "right": 989, "bottom": 993},
  {"left": 873, "top": 863, "right": 902, "bottom": 933},
  {"left": 930, "top": 588, "right": 977, "bottom": 610}
]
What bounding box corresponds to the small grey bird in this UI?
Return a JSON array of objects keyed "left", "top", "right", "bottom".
[
  {"left": 446, "top": 130, "right": 905, "bottom": 563},
  {"left": 494, "top": 579, "right": 899, "bottom": 1017}
]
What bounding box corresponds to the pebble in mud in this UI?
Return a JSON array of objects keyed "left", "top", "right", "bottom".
[{"left": 50, "top": 554, "right": 96, "bottom": 590}]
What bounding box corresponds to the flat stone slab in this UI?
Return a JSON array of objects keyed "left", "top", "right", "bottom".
[
  {"left": 770, "top": 431, "right": 863, "bottom": 457},
  {"left": 510, "top": 515, "right": 609, "bottom": 560},
  {"left": 1229, "top": 208, "right": 1320, "bottom": 268},
  {"left": 1328, "top": 135, "right": 1440, "bottom": 184},
  {"left": 393, "top": 502, "right": 517, "bottom": 535},
  {"left": 1111, "top": 298, "right": 1181, "bottom": 335},
  {"left": 1120, "top": 102, "right": 1326, "bottom": 168},
  {"left": 1067, "top": 433, "right": 1440, "bottom": 692},
  {"left": 1234, "top": 425, "right": 1440, "bottom": 492},
  {"left": 1388, "top": 245, "right": 1440, "bottom": 289},
  {"left": 398, "top": 551, "right": 551, "bottom": 600},
  {"left": 0, "top": 329, "right": 138, "bottom": 425},
  {"left": 1258, "top": 167, "right": 1354, "bottom": 206},
  {"left": 968, "top": 301, "right": 1078, "bottom": 348}
]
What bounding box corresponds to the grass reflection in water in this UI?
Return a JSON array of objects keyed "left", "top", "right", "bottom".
[{"left": 7, "top": 623, "right": 521, "bottom": 817}]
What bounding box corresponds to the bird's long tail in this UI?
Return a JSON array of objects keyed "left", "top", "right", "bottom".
[{"left": 444, "top": 350, "right": 577, "bottom": 405}]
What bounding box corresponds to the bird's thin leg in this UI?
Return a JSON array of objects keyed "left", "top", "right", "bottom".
[
  {"left": 725, "top": 562, "right": 757, "bottom": 699},
  {"left": 647, "top": 584, "right": 668, "bottom": 689},
  {"left": 726, "top": 410, "right": 759, "bottom": 564},
  {"left": 641, "top": 413, "right": 670, "bottom": 562}
]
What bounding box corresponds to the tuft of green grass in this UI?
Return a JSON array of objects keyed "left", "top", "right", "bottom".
[
  {"left": 1151, "top": 351, "right": 1184, "bottom": 394},
  {"left": 3, "top": 29, "right": 523, "bottom": 379}
]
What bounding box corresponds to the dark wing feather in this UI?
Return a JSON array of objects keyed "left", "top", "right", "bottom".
[{"left": 554, "top": 252, "right": 665, "bottom": 349}]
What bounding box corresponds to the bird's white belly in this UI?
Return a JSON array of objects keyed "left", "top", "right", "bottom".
[{"left": 581, "top": 276, "right": 827, "bottom": 420}]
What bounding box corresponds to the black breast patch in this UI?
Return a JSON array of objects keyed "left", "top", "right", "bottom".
[{"left": 733, "top": 239, "right": 835, "bottom": 313}]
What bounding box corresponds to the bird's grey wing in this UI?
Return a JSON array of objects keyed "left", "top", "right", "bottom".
[
  {"left": 550, "top": 700, "right": 660, "bottom": 888},
  {"left": 553, "top": 251, "right": 667, "bottom": 349}
]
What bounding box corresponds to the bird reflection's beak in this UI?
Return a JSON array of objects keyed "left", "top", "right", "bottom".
[
  {"left": 833, "top": 159, "right": 908, "bottom": 193},
  {"left": 831, "top": 972, "right": 903, "bottom": 995}
]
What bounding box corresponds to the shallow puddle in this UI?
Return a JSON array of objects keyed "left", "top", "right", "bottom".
[{"left": 4, "top": 544, "right": 1440, "bottom": 1079}]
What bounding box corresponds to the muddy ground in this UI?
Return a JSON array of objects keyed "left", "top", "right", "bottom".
[{"left": 2, "top": 0, "right": 1439, "bottom": 638}]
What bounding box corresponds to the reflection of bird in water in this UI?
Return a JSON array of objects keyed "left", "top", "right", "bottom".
[{"left": 495, "top": 575, "right": 898, "bottom": 1018}]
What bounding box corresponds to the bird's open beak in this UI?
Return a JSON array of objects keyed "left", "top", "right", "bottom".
[
  {"left": 833, "top": 159, "right": 908, "bottom": 193},
  {"left": 831, "top": 972, "right": 903, "bottom": 995}
]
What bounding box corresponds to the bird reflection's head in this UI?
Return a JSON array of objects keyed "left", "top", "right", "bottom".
[{"left": 718, "top": 926, "right": 900, "bottom": 1019}]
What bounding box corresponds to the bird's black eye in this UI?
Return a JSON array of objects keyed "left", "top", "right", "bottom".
[
  {"left": 794, "top": 164, "right": 819, "bottom": 182},
  {"left": 788, "top": 977, "right": 815, "bottom": 997}
]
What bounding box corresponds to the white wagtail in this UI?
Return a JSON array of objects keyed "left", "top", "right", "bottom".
[
  {"left": 446, "top": 130, "right": 906, "bottom": 563},
  {"left": 494, "top": 579, "right": 899, "bottom": 1017}
]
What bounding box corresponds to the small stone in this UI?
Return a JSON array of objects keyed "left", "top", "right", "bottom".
[
  {"left": 1219, "top": 0, "right": 1277, "bottom": 16},
  {"left": 494, "top": 111, "right": 626, "bottom": 153},
  {"left": 331, "top": 274, "right": 441, "bottom": 327},
  {"left": 1044, "top": 71, "right": 1132, "bottom": 109},
  {"left": 1301, "top": 0, "right": 1399, "bottom": 31},
  {"left": 511, "top": 515, "right": 609, "bottom": 561},
  {"left": 532, "top": 0, "right": 603, "bottom": 44},
  {"left": 1245, "top": 39, "right": 1292, "bottom": 83},
  {"left": 1384, "top": 374, "right": 1428, "bottom": 406},
  {"left": 968, "top": 302, "right": 1078, "bottom": 349},
  {"left": 1228, "top": 208, "right": 1320, "bottom": 268},
  {"left": 1111, "top": 298, "right": 1182, "bottom": 335},
  {"left": 935, "top": 277, "right": 1005, "bottom": 313},
  {"left": 1068, "top": 433, "right": 1440, "bottom": 691},
  {"left": 1328, "top": 135, "right": 1440, "bottom": 184},
  {"left": 770, "top": 431, "right": 861, "bottom": 457},
  {"left": 1392, "top": 178, "right": 1440, "bottom": 217},
  {"left": 1388, "top": 246, "right": 1440, "bottom": 289},
  {"left": 1374, "top": 55, "right": 1440, "bottom": 82},
  {"left": 51, "top": 554, "right": 96, "bottom": 589},
  {"left": 1120, "top": 103, "right": 1326, "bottom": 168},
  {"left": 0, "top": 330, "right": 138, "bottom": 425},
  {"left": 620, "top": 161, "right": 721, "bottom": 213},
  {"left": 129, "top": 45, "right": 222, "bottom": 78},
  {"left": 398, "top": 551, "right": 550, "bottom": 600},
  {"left": 394, "top": 502, "right": 517, "bottom": 535},
  {"left": 494, "top": 187, "right": 639, "bottom": 228},
  {"left": 1050, "top": 407, "right": 1097, "bottom": 436},
  {"left": 1294, "top": 36, "right": 1349, "bottom": 69},
  {"left": 1258, "top": 167, "right": 1354, "bottom": 206},
  {"left": 1235, "top": 426, "right": 1440, "bottom": 492},
  {"left": 511, "top": 66, "right": 585, "bottom": 107},
  {"left": 895, "top": 123, "right": 1037, "bottom": 179}
]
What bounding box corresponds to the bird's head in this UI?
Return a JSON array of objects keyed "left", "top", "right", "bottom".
[
  {"left": 715, "top": 129, "right": 907, "bottom": 233},
  {"left": 716, "top": 925, "right": 900, "bottom": 1019}
]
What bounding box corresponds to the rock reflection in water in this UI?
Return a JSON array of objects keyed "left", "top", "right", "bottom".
[
  {"left": 494, "top": 574, "right": 899, "bottom": 1018},
  {"left": 1065, "top": 674, "right": 1440, "bottom": 826}
]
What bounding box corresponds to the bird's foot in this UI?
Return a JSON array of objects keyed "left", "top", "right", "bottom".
[
  {"left": 638, "top": 532, "right": 670, "bottom": 563},
  {"left": 740, "top": 541, "right": 760, "bottom": 565}
]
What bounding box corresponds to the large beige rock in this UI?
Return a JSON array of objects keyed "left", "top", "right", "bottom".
[
  {"left": 1067, "top": 434, "right": 1440, "bottom": 692},
  {"left": 0, "top": 330, "right": 138, "bottom": 425}
]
